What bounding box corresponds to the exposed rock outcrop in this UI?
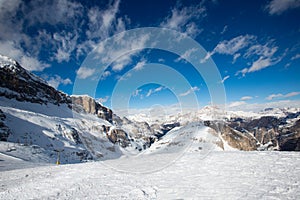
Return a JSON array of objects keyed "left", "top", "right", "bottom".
[
  {"left": 223, "top": 113, "right": 300, "bottom": 151},
  {"left": 71, "top": 95, "right": 113, "bottom": 123},
  {"left": 0, "top": 55, "right": 71, "bottom": 105},
  {"left": 278, "top": 119, "right": 300, "bottom": 151},
  {"left": 107, "top": 128, "right": 130, "bottom": 148},
  {"left": 0, "top": 109, "right": 10, "bottom": 141},
  {"left": 205, "top": 121, "right": 258, "bottom": 151}
]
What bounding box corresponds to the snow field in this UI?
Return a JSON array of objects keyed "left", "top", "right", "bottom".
[{"left": 1, "top": 151, "right": 299, "bottom": 199}]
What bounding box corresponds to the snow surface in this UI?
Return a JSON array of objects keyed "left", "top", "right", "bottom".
[
  {"left": 0, "top": 55, "right": 17, "bottom": 68},
  {"left": 1, "top": 151, "right": 299, "bottom": 199},
  {"left": 0, "top": 97, "right": 130, "bottom": 163},
  {"left": 0, "top": 96, "right": 231, "bottom": 165},
  {"left": 128, "top": 105, "right": 300, "bottom": 125}
]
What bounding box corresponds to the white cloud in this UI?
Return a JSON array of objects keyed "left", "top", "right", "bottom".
[
  {"left": 97, "top": 96, "right": 109, "bottom": 104},
  {"left": 201, "top": 35, "right": 255, "bottom": 63},
  {"left": 158, "top": 58, "right": 165, "bottom": 63},
  {"left": 175, "top": 48, "right": 197, "bottom": 62},
  {"left": 221, "top": 25, "right": 228, "bottom": 35},
  {"left": 240, "top": 96, "right": 253, "bottom": 101},
  {"left": 265, "top": 0, "right": 300, "bottom": 15},
  {"left": 154, "top": 86, "right": 164, "bottom": 93},
  {"left": 291, "top": 53, "right": 300, "bottom": 60},
  {"left": 160, "top": 3, "right": 206, "bottom": 38},
  {"left": 266, "top": 91, "right": 300, "bottom": 100},
  {"left": 112, "top": 56, "right": 132, "bottom": 72},
  {"left": 237, "top": 41, "right": 281, "bottom": 76},
  {"left": 24, "top": 0, "right": 83, "bottom": 26},
  {"left": 232, "top": 53, "right": 241, "bottom": 63},
  {"left": 228, "top": 100, "right": 300, "bottom": 112},
  {"left": 47, "top": 75, "right": 72, "bottom": 89},
  {"left": 146, "top": 86, "right": 165, "bottom": 97},
  {"left": 0, "top": 0, "right": 129, "bottom": 72},
  {"left": 235, "top": 68, "right": 248, "bottom": 77},
  {"left": 220, "top": 75, "right": 230, "bottom": 83},
  {"left": 266, "top": 93, "right": 283, "bottom": 100},
  {"left": 132, "top": 89, "right": 142, "bottom": 97},
  {"left": 179, "top": 86, "right": 199, "bottom": 97},
  {"left": 0, "top": 40, "right": 50, "bottom": 71},
  {"left": 228, "top": 101, "right": 246, "bottom": 108},
  {"left": 133, "top": 60, "right": 146, "bottom": 71},
  {"left": 76, "top": 66, "right": 96, "bottom": 79},
  {"left": 285, "top": 91, "right": 300, "bottom": 97},
  {"left": 0, "top": 0, "right": 23, "bottom": 40},
  {"left": 100, "top": 71, "right": 111, "bottom": 80},
  {"left": 98, "top": 34, "right": 150, "bottom": 72},
  {"left": 52, "top": 31, "right": 79, "bottom": 63},
  {"left": 146, "top": 89, "right": 153, "bottom": 97},
  {"left": 245, "top": 43, "right": 278, "bottom": 58},
  {"left": 200, "top": 51, "right": 214, "bottom": 63},
  {"left": 214, "top": 35, "right": 255, "bottom": 55},
  {"left": 203, "top": 35, "right": 282, "bottom": 76},
  {"left": 248, "top": 57, "right": 274, "bottom": 73},
  {"left": 86, "top": 0, "right": 122, "bottom": 40},
  {"left": 118, "top": 72, "right": 133, "bottom": 81}
]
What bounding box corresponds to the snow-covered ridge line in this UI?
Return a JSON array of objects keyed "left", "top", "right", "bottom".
[
  {"left": 0, "top": 54, "right": 17, "bottom": 67},
  {"left": 0, "top": 54, "right": 48, "bottom": 85}
]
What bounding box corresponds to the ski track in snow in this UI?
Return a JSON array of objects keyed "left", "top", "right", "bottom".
[{"left": 1, "top": 151, "right": 299, "bottom": 199}]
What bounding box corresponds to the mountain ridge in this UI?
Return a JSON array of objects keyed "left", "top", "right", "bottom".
[{"left": 0, "top": 55, "right": 299, "bottom": 166}]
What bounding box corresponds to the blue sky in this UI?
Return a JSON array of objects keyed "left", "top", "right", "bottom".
[{"left": 0, "top": 0, "right": 300, "bottom": 111}]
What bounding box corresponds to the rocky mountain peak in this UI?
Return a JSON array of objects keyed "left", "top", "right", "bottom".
[
  {"left": 71, "top": 95, "right": 113, "bottom": 123},
  {"left": 0, "top": 55, "right": 70, "bottom": 105}
]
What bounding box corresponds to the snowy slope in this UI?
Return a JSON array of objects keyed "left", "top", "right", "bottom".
[
  {"left": 0, "top": 96, "right": 132, "bottom": 164},
  {"left": 0, "top": 151, "right": 299, "bottom": 199},
  {"left": 144, "top": 122, "right": 223, "bottom": 155}
]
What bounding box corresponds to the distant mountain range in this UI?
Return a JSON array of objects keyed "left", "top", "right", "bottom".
[{"left": 0, "top": 55, "right": 299, "bottom": 165}]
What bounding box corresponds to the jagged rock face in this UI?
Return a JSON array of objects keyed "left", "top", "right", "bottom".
[
  {"left": 71, "top": 96, "right": 113, "bottom": 123},
  {"left": 207, "top": 121, "right": 258, "bottom": 151},
  {"left": 107, "top": 129, "right": 130, "bottom": 148},
  {"left": 0, "top": 109, "right": 10, "bottom": 141},
  {"left": 220, "top": 126, "right": 258, "bottom": 151},
  {"left": 72, "top": 96, "right": 96, "bottom": 114},
  {"left": 279, "top": 119, "right": 300, "bottom": 151},
  {"left": 0, "top": 57, "right": 71, "bottom": 105},
  {"left": 227, "top": 114, "right": 300, "bottom": 151}
]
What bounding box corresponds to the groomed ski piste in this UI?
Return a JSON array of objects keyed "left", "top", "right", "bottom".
[{"left": 1, "top": 149, "right": 300, "bottom": 199}]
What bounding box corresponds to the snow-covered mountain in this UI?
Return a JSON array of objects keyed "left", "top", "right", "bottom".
[
  {"left": 1, "top": 55, "right": 299, "bottom": 168},
  {"left": 0, "top": 55, "right": 161, "bottom": 164},
  {"left": 128, "top": 105, "right": 300, "bottom": 151}
]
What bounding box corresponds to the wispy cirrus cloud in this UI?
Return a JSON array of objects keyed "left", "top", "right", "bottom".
[
  {"left": 76, "top": 66, "right": 96, "bottom": 79},
  {"left": 175, "top": 48, "right": 197, "bottom": 62},
  {"left": 146, "top": 86, "right": 165, "bottom": 97},
  {"left": 291, "top": 53, "right": 300, "bottom": 60},
  {"left": 228, "top": 100, "right": 300, "bottom": 112},
  {"left": 0, "top": 41, "right": 50, "bottom": 71},
  {"left": 202, "top": 33, "right": 283, "bottom": 76},
  {"left": 265, "top": 0, "right": 300, "bottom": 15},
  {"left": 0, "top": 0, "right": 128, "bottom": 72},
  {"left": 160, "top": 2, "right": 206, "bottom": 38},
  {"left": 201, "top": 35, "right": 256, "bottom": 63},
  {"left": 236, "top": 41, "right": 282, "bottom": 76},
  {"left": 133, "top": 60, "right": 146, "bottom": 71},
  {"left": 240, "top": 96, "right": 253, "bottom": 101},
  {"left": 266, "top": 91, "right": 300, "bottom": 100},
  {"left": 220, "top": 75, "right": 230, "bottom": 83},
  {"left": 97, "top": 96, "right": 110, "bottom": 104},
  {"left": 179, "top": 86, "right": 199, "bottom": 97},
  {"left": 228, "top": 101, "right": 246, "bottom": 108},
  {"left": 47, "top": 75, "right": 72, "bottom": 89},
  {"left": 132, "top": 89, "right": 142, "bottom": 97}
]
